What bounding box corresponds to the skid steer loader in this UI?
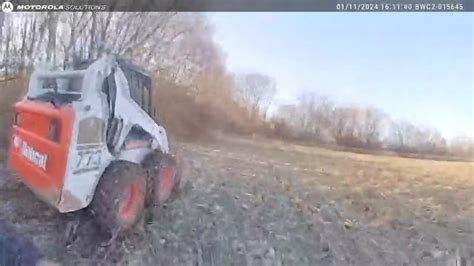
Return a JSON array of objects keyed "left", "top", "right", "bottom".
[{"left": 7, "top": 55, "right": 180, "bottom": 234}]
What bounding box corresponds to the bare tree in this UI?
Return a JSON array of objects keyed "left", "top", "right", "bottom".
[
  {"left": 0, "top": 13, "right": 4, "bottom": 45},
  {"left": 331, "top": 106, "right": 358, "bottom": 145},
  {"left": 415, "top": 127, "right": 447, "bottom": 154},
  {"left": 46, "top": 13, "right": 58, "bottom": 63},
  {"left": 0, "top": 12, "right": 215, "bottom": 83},
  {"left": 2, "top": 16, "right": 13, "bottom": 77},
  {"left": 296, "top": 92, "right": 335, "bottom": 141},
  {"left": 360, "top": 108, "right": 383, "bottom": 148},
  {"left": 88, "top": 13, "right": 97, "bottom": 59},
  {"left": 236, "top": 72, "right": 277, "bottom": 119},
  {"left": 449, "top": 136, "right": 474, "bottom": 158},
  {"left": 389, "top": 120, "right": 418, "bottom": 152}
]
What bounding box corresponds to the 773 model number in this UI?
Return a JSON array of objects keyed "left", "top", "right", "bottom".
[{"left": 74, "top": 149, "right": 102, "bottom": 174}]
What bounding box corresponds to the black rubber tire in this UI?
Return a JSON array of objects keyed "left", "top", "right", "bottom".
[
  {"left": 142, "top": 152, "right": 181, "bottom": 208},
  {"left": 173, "top": 153, "right": 183, "bottom": 193},
  {"left": 90, "top": 161, "right": 146, "bottom": 235}
]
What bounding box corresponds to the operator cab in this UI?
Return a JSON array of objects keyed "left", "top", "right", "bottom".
[
  {"left": 27, "top": 71, "right": 84, "bottom": 106},
  {"left": 117, "top": 58, "right": 153, "bottom": 116},
  {"left": 25, "top": 58, "right": 152, "bottom": 116}
]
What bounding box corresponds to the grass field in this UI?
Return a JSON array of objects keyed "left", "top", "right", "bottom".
[{"left": 0, "top": 134, "right": 472, "bottom": 265}]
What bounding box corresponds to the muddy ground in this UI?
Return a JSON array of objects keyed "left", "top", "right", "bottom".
[{"left": 0, "top": 135, "right": 473, "bottom": 265}]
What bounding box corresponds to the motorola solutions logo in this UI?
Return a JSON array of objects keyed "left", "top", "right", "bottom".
[
  {"left": 0, "top": 1, "right": 107, "bottom": 11},
  {"left": 1, "top": 1, "right": 13, "bottom": 12}
]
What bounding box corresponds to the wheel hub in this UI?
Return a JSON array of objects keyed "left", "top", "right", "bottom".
[
  {"left": 119, "top": 183, "right": 140, "bottom": 224},
  {"left": 158, "top": 164, "right": 176, "bottom": 203}
]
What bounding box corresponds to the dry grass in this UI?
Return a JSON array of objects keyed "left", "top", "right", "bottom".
[
  {"left": 121, "top": 136, "right": 474, "bottom": 264},
  {"left": 152, "top": 76, "right": 269, "bottom": 141},
  {"left": 152, "top": 78, "right": 215, "bottom": 140},
  {"left": 227, "top": 136, "right": 474, "bottom": 222},
  {"left": 1, "top": 135, "right": 472, "bottom": 264}
]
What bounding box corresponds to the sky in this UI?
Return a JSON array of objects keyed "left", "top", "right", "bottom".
[{"left": 210, "top": 13, "right": 473, "bottom": 139}]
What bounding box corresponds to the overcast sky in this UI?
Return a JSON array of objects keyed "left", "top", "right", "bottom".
[{"left": 210, "top": 13, "right": 473, "bottom": 139}]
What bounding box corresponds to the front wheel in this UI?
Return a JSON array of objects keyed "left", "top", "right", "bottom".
[{"left": 90, "top": 161, "right": 146, "bottom": 235}]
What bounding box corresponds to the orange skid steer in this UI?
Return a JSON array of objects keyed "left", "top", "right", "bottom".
[{"left": 7, "top": 56, "right": 180, "bottom": 234}]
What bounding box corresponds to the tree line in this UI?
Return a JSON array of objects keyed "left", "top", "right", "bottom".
[
  {"left": 272, "top": 92, "right": 473, "bottom": 158},
  {"left": 0, "top": 12, "right": 270, "bottom": 140},
  {"left": 0, "top": 12, "right": 218, "bottom": 84}
]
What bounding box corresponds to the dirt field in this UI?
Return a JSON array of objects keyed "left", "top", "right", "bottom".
[{"left": 0, "top": 135, "right": 473, "bottom": 265}]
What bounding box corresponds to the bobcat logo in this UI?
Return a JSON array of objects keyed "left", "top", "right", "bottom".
[
  {"left": 1, "top": 1, "right": 13, "bottom": 12},
  {"left": 13, "top": 135, "right": 48, "bottom": 170}
]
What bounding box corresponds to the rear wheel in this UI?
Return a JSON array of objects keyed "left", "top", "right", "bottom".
[
  {"left": 142, "top": 152, "right": 181, "bottom": 209},
  {"left": 90, "top": 161, "right": 146, "bottom": 235}
]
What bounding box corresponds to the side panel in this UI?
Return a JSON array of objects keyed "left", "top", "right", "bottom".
[
  {"left": 57, "top": 60, "right": 115, "bottom": 212},
  {"left": 58, "top": 112, "right": 113, "bottom": 212},
  {"left": 7, "top": 101, "right": 73, "bottom": 206}
]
